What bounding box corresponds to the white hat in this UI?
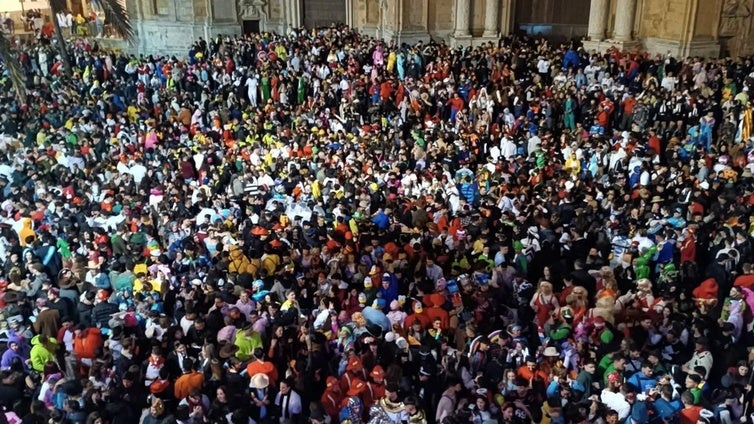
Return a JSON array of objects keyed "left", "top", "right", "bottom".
[
  {"left": 250, "top": 373, "right": 270, "bottom": 389},
  {"left": 395, "top": 337, "right": 408, "bottom": 349}
]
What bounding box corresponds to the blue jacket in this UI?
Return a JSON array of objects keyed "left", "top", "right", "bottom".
[
  {"left": 372, "top": 210, "right": 390, "bottom": 230},
  {"left": 627, "top": 371, "right": 657, "bottom": 394},
  {"left": 563, "top": 49, "right": 580, "bottom": 69}
]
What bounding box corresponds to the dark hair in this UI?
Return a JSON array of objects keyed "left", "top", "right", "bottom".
[
  {"left": 49, "top": 408, "right": 64, "bottom": 422},
  {"left": 43, "top": 361, "right": 61, "bottom": 378},
  {"left": 681, "top": 390, "right": 694, "bottom": 405},
  {"left": 693, "top": 366, "right": 707, "bottom": 378},
  {"left": 183, "top": 357, "right": 195, "bottom": 372},
  {"left": 176, "top": 405, "right": 191, "bottom": 420}
]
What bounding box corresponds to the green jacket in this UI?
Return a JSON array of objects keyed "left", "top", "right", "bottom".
[
  {"left": 30, "top": 335, "right": 57, "bottom": 372},
  {"left": 549, "top": 322, "right": 572, "bottom": 341},
  {"left": 234, "top": 331, "right": 263, "bottom": 362}
]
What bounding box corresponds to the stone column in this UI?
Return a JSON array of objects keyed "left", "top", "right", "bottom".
[
  {"left": 452, "top": 0, "right": 470, "bottom": 38},
  {"left": 613, "top": 0, "right": 637, "bottom": 42},
  {"left": 587, "top": 0, "right": 608, "bottom": 41},
  {"left": 291, "top": 0, "right": 302, "bottom": 28},
  {"left": 482, "top": 0, "right": 499, "bottom": 38},
  {"left": 345, "top": 0, "right": 354, "bottom": 27}
]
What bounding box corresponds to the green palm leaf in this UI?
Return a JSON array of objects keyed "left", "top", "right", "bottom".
[
  {"left": 0, "top": 32, "right": 27, "bottom": 104},
  {"left": 92, "top": 0, "right": 135, "bottom": 42}
]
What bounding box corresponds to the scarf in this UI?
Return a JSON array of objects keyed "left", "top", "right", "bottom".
[{"left": 148, "top": 354, "right": 164, "bottom": 367}]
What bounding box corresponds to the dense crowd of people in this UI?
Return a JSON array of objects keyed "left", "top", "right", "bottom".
[{"left": 0, "top": 22, "right": 752, "bottom": 424}]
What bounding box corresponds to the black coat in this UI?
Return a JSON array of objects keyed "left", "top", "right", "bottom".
[{"left": 91, "top": 301, "right": 120, "bottom": 328}]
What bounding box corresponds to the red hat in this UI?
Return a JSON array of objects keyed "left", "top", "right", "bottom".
[
  {"left": 346, "top": 357, "right": 362, "bottom": 372},
  {"left": 347, "top": 379, "right": 366, "bottom": 396},
  {"left": 370, "top": 366, "right": 385, "bottom": 379},
  {"left": 326, "top": 376, "right": 338, "bottom": 389},
  {"left": 593, "top": 316, "right": 606, "bottom": 327},
  {"left": 269, "top": 240, "right": 283, "bottom": 248},
  {"left": 251, "top": 227, "right": 270, "bottom": 236}
]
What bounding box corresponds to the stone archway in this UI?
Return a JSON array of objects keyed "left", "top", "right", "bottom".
[{"left": 303, "top": 0, "right": 347, "bottom": 28}]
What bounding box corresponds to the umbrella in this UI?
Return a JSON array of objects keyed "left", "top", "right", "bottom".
[
  {"left": 285, "top": 201, "right": 312, "bottom": 223},
  {"left": 265, "top": 197, "right": 290, "bottom": 212},
  {"left": 195, "top": 208, "right": 218, "bottom": 224},
  {"left": 361, "top": 306, "right": 391, "bottom": 332}
]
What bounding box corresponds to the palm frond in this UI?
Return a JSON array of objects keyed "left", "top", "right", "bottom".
[
  {"left": 92, "top": 0, "right": 135, "bottom": 43},
  {"left": 0, "top": 32, "right": 27, "bottom": 104}
]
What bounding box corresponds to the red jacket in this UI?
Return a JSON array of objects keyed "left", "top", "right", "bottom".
[
  {"left": 321, "top": 389, "right": 343, "bottom": 421},
  {"left": 680, "top": 236, "right": 696, "bottom": 263},
  {"left": 361, "top": 382, "right": 385, "bottom": 409}
]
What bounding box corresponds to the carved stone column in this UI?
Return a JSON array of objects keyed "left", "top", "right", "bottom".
[
  {"left": 482, "top": 0, "right": 499, "bottom": 38},
  {"left": 613, "top": 0, "right": 637, "bottom": 42},
  {"left": 587, "top": 0, "right": 608, "bottom": 41},
  {"left": 450, "top": 0, "right": 471, "bottom": 46}
]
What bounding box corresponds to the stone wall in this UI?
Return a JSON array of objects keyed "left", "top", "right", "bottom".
[
  {"left": 427, "top": 0, "right": 452, "bottom": 40},
  {"left": 122, "top": 0, "right": 754, "bottom": 57},
  {"left": 513, "top": 0, "right": 589, "bottom": 40},
  {"left": 302, "top": 0, "right": 347, "bottom": 28},
  {"left": 718, "top": 0, "right": 754, "bottom": 56},
  {"left": 639, "top": 0, "right": 688, "bottom": 40}
]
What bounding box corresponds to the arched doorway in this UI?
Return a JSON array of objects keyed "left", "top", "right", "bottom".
[{"left": 303, "top": 0, "right": 346, "bottom": 29}]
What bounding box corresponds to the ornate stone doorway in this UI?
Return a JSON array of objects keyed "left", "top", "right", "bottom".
[{"left": 239, "top": 0, "right": 268, "bottom": 30}]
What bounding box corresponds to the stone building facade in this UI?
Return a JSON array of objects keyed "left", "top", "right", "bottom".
[{"left": 124, "top": 0, "right": 754, "bottom": 57}]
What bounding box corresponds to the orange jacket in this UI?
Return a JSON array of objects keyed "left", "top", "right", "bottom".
[
  {"left": 174, "top": 371, "right": 204, "bottom": 400},
  {"left": 73, "top": 328, "right": 102, "bottom": 359}
]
